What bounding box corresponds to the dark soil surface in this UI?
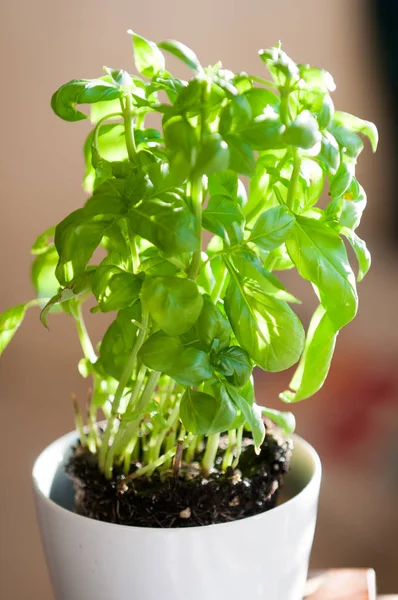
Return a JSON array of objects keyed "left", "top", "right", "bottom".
[{"left": 67, "top": 433, "right": 292, "bottom": 528}]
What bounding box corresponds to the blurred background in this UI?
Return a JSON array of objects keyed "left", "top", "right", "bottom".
[{"left": 1, "top": 0, "right": 397, "bottom": 597}]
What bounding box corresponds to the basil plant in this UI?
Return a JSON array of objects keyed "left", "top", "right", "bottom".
[{"left": 0, "top": 33, "right": 377, "bottom": 479}]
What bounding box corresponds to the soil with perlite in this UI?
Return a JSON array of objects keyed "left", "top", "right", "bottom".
[{"left": 67, "top": 432, "right": 292, "bottom": 528}]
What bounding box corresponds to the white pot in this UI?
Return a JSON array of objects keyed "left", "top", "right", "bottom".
[{"left": 33, "top": 430, "right": 321, "bottom": 600}]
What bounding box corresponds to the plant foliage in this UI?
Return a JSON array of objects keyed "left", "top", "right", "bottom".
[{"left": 0, "top": 34, "right": 377, "bottom": 478}]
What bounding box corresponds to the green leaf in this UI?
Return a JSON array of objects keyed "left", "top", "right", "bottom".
[
  {"left": 343, "top": 229, "right": 371, "bottom": 282},
  {"left": 139, "top": 256, "right": 178, "bottom": 277},
  {"left": 202, "top": 194, "right": 244, "bottom": 245},
  {"left": 157, "top": 39, "right": 202, "bottom": 72},
  {"left": 213, "top": 346, "right": 252, "bottom": 387},
  {"left": 222, "top": 383, "right": 265, "bottom": 451},
  {"left": 99, "top": 305, "right": 141, "bottom": 380},
  {"left": 208, "top": 171, "right": 247, "bottom": 206},
  {"left": 140, "top": 276, "right": 203, "bottom": 335},
  {"left": 196, "top": 296, "right": 231, "bottom": 352},
  {"left": 219, "top": 95, "right": 252, "bottom": 135},
  {"left": 139, "top": 331, "right": 212, "bottom": 386},
  {"left": 83, "top": 123, "right": 128, "bottom": 193},
  {"left": 261, "top": 407, "right": 296, "bottom": 434},
  {"left": 298, "top": 64, "right": 336, "bottom": 92},
  {"left": 224, "top": 277, "right": 304, "bottom": 372},
  {"left": 286, "top": 217, "right": 357, "bottom": 329},
  {"left": 317, "top": 132, "right": 340, "bottom": 174},
  {"left": 264, "top": 244, "right": 295, "bottom": 271},
  {"left": 55, "top": 181, "right": 125, "bottom": 285},
  {"left": 31, "top": 226, "right": 56, "bottom": 255},
  {"left": 224, "top": 135, "right": 256, "bottom": 176},
  {"left": 244, "top": 88, "right": 280, "bottom": 116},
  {"left": 164, "top": 116, "right": 197, "bottom": 178},
  {"left": 315, "top": 95, "right": 334, "bottom": 130},
  {"left": 231, "top": 248, "right": 300, "bottom": 303},
  {"left": 129, "top": 31, "right": 165, "bottom": 78},
  {"left": 329, "top": 160, "right": 356, "bottom": 200},
  {"left": 239, "top": 114, "right": 284, "bottom": 150},
  {"left": 40, "top": 270, "right": 94, "bottom": 327},
  {"left": 180, "top": 387, "right": 237, "bottom": 436},
  {"left": 51, "top": 79, "right": 121, "bottom": 122},
  {"left": 92, "top": 265, "right": 142, "bottom": 312},
  {"left": 280, "top": 305, "right": 337, "bottom": 402},
  {"left": 333, "top": 111, "right": 378, "bottom": 152},
  {"left": 0, "top": 305, "right": 27, "bottom": 356},
  {"left": 339, "top": 179, "right": 367, "bottom": 230},
  {"left": 329, "top": 124, "right": 363, "bottom": 159},
  {"left": 294, "top": 159, "right": 324, "bottom": 213},
  {"left": 259, "top": 47, "right": 299, "bottom": 84},
  {"left": 249, "top": 205, "right": 295, "bottom": 250},
  {"left": 31, "top": 246, "right": 60, "bottom": 300},
  {"left": 129, "top": 192, "right": 199, "bottom": 254},
  {"left": 283, "top": 111, "right": 321, "bottom": 150},
  {"left": 193, "top": 134, "right": 230, "bottom": 176}
]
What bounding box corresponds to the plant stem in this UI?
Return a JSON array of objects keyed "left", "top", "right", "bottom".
[
  {"left": 92, "top": 112, "right": 123, "bottom": 159},
  {"left": 86, "top": 391, "right": 98, "bottom": 453},
  {"left": 130, "top": 236, "right": 139, "bottom": 273},
  {"left": 123, "top": 447, "right": 177, "bottom": 482},
  {"left": 232, "top": 426, "right": 244, "bottom": 469},
  {"left": 187, "top": 176, "right": 203, "bottom": 280},
  {"left": 184, "top": 434, "right": 197, "bottom": 463},
  {"left": 210, "top": 264, "right": 228, "bottom": 303},
  {"left": 123, "top": 435, "right": 139, "bottom": 475},
  {"left": 98, "top": 309, "right": 149, "bottom": 473},
  {"left": 103, "top": 371, "right": 159, "bottom": 478},
  {"left": 72, "top": 303, "right": 96, "bottom": 363},
  {"left": 113, "top": 310, "right": 149, "bottom": 417},
  {"left": 245, "top": 153, "right": 290, "bottom": 224},
  {"left": 222, "top": 429, "right": 236, "bottom": 471},
  {"left": 151, "top": 400, "right": 180, "bottom": 464},
  {"left": 127, "top": 364, "right": 147, "bottom": 410},
  {"left": 123, "top": 94, "right": 138, "bottom": 164},
  {"left": 202, "top": 433, "right": 220, "bottom": 476},
  {"left": 72, "top": 394, "right": 88, "bottom": 446},
  {"left": 286, "top": 151, "right": 301, "bottom": 210}
]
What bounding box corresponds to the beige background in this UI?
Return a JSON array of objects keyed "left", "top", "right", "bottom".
[{"left": 1, "top": 0, "right": 397, "bottom": 597}]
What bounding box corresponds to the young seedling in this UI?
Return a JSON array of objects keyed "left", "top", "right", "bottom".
[{"left": 0, "top": 33, "right": 377, "bottom": 484}]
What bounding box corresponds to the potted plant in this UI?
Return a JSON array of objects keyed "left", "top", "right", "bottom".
[{"left": 1, "top": 32, "right": 377, "bottom": 600}]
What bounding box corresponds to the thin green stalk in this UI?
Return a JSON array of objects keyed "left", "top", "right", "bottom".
[
  {"left": 123, "top": 447, "right": 178, "bottom": 482},
  {"left": 151, "top": 400, "right": 180, "bottom": 464},
  {"left": 130, "top": 236, "right": 139, "bottom": 273},
  {"left": 222, "top": 429, "right": 236, "bottom": 471},
  {"left": 202, "top": 433, "right": 220, "bottom": 476},
  {"left": 163, "top": 410, "right": 180, "bottom": 470},
  {"left": 123, "top": 93, "right": 138, "bottom": 164},
  {"left": 72, "top": 394, "right": 88, "bottom": 447},
  {"left": 133, "top": 370, "right": 160, "bottom": 415},
  {"left": 127, "top": 364, "right": 147, "bottom": 410},
  {"left": 249, "top": 75, "right": 278, "bottom": 89},
  {"left": 184, "top": 434, "right": 197, "bottom": 464},
  {"left": 103, "top": 370, "right": 160, "bottom": 478},
  {"left": 72, "top": 303, "right": 96, "bottom": 363},
  {"left": 112, "top": 310, "right": 149, "bottom": 417},
  {"left": 232, "top": 426, "right": 244, "bottom": 469},
  {"left": 210, "top": 264, "right": 228, "bottom": 303},
  {"left": 86, "top": 394, "right": 98, "bottom": 453},
  {"left": 245, "top": 153, "right": 290, "bottom": 224},
  {"left": 123, "top": 436, "right": 138, "bottom": 474},
  {"left": 98, "top": 310, "right": 149, "bottom": 473},
  {"left": 92, "top": 112, "right": 123, "bottom": 157},
  {"left": 187, "top": 176, "right": 203, "bottom": 280},
  {"left": 286, "top": 151, "right": 301, "bottom": 209}
]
